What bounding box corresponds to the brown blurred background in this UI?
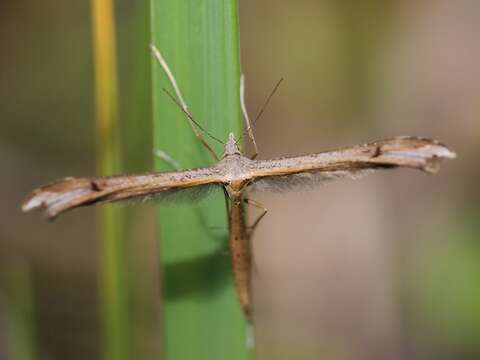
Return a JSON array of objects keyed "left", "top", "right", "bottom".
[{"left": 1, "top": 0, "right": 479, "bottom": 359}]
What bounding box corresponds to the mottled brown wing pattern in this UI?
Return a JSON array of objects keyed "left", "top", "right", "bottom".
[
  {"left": 22, "top": 168, "right": 224, "bottom": 220},
  {"left": 22, "top": 137, "right": 456, "bottom": 219},
  {"left": 249, "top": 137, "right": 455, "bottom": 192}
]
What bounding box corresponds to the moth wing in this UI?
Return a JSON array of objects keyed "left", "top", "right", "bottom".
[
  {"left": 249, "top": 136, "right": 455, "bottom": 192},
  {"left": 22, "top": 167, "right": 224, "bottom": 219}
]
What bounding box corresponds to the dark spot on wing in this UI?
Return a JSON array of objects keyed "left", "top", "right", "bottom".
[
  {"left": 90, "top": 180, "right": 102, "bottom": 191},
  {"left": 372, "top": 145, "right": 382, "bottom": 158}
]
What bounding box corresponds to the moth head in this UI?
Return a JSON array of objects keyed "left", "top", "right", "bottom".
[{"left": 223, "top": 132, "right": 242, "bottom": 157}]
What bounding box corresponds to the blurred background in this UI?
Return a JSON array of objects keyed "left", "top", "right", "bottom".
[{"left": 1, "top": 0, "right": 478, "bottom": 359}]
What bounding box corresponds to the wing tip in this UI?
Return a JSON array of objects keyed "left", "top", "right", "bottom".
[
  {"left": 22, "top": 193, "right": 60, "bottom": 220},
  {"left": 21, "top": 177, "right": 95, "bottom": 220},
  {"left": 374, "top": 136, "right": 456, "bottom": 173},
  {"left": 21, "top": 197, "right": 40, "bottom": 213}
]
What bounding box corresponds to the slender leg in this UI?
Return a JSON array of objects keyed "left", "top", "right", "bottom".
[
  {"left": 240, "top": 74, "right": 259, "bottom": 159},
  {"left": 223, "top": 187, "right": 232, "bottom": 229},
  {"left": 153, "top": 149, "right": 182, "bottom": 171},
  {"left": 151, "top": 45, "right": 219, "bottom": 161},
  {"left": 243, "top": 197, "right": 266, "bottom": 283},
  {"left": 244, "top": 198, "right": 268, "bottom": 236}
]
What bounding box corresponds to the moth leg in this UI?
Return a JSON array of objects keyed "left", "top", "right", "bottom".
[
  {"left": 240, "top": 74, "right": 259, "bottom": 159},
  {"left": 244, "top": 198, "right": 268, "bottom": 236},
  {"left": 223, "top": 187, "right": 232, "bottom": 229},
  {"left": 153, "top": 149, "right": 181, "bottom": 171},
  {"left": 151, "top": 45, "right": 219, "bottom": 162},
  {"left": 244, "top": 197, "right": 267, "bottom": 280}
]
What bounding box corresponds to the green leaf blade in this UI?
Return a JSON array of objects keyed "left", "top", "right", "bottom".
[{"left": 151, "top": 0, "right": 251, "bottom": 359}]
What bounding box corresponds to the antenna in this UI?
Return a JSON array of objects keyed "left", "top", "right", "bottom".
[
  {"left": 239, "top": 77, "right": 284, "bottom": 159},
  {"left": 252, "top": 77, "right": 283, "bottom": 128},
  {"left": 162, "top": 88, "right": 225, "bottom": 145}
]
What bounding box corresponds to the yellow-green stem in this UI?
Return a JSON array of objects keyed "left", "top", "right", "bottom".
[{"left": 91, "top": 1, "right": 129, "bottom": 359}]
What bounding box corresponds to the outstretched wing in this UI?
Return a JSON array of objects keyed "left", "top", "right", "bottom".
[
  {"left": 22, "top": 167, "right": 223, "bottom": 219},
  {"left": 249, "top": 137, "right": 456, "bottom": 192}
]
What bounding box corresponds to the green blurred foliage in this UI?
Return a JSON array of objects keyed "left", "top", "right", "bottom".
[{"left": 407, "top": 209, "right": 480, "bottom": 357}]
